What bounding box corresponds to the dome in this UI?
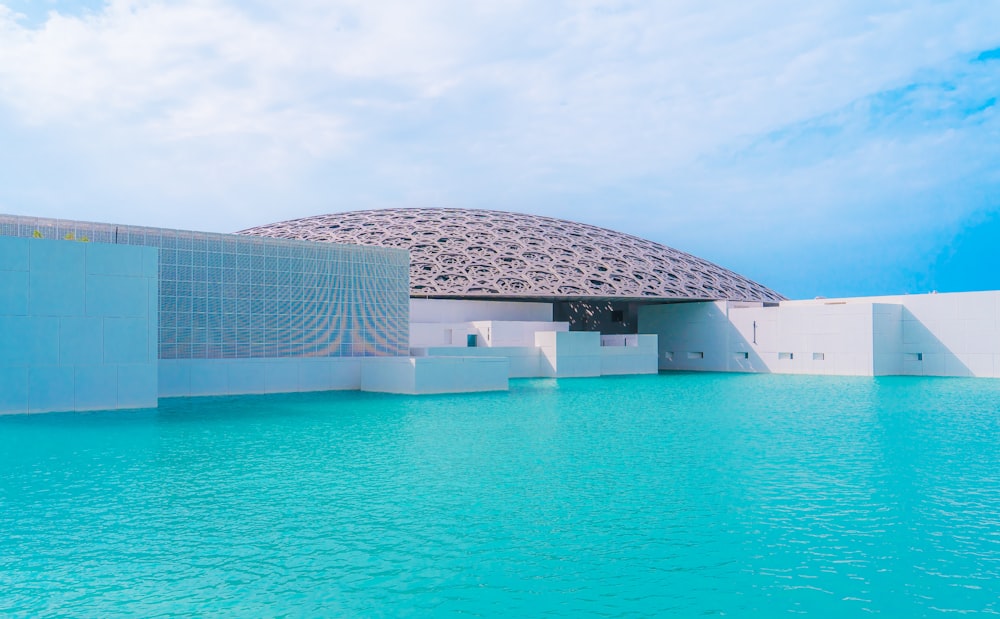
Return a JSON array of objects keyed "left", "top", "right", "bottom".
[{"left": 239, "top": 208, "right": 783, "bottom": 302}]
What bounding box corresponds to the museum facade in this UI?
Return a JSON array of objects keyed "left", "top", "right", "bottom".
[{"left": 1, "top": 209, "right": 997, "bottom": 415}]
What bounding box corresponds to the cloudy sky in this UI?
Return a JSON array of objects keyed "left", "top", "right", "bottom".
[{"left": 1, "top": 0, "right": 998, "bottom": 299}]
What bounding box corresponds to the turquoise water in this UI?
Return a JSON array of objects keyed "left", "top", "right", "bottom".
[{"left": 2, "top": 373, "right": 1000, "bottom": 617}]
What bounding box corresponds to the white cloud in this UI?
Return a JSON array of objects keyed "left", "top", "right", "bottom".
[
  {"left": 3, "top": 1, "right": 993, "bottom": 150},
  {"left": 0, "top": 0, "right": 997, "bottom": 296}
]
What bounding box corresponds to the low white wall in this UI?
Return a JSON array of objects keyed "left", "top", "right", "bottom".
[
  {"left": 410, "top": 298, "right": 553, "bottom": 323},
  {"left": 412, "top": 346, "right": 542, "bottom": 378},
  {"left": 600, "top": 334, "right": 647, "bottom": 347},
  {"left": 410, "top": 322, "right": 476, "bottom": 348},
  {"left": 639, "top": 301, "right": 742, "bottom": 373},
  {"left": 359, "top": 356, "right": 509, "bottom": 394},
  {"left": 416, "top": 335, "right": 659, "bottom": 379},
  {"left": 786, "top": 291, "right": 1000, "bottom": 377},
  {"left": 472, "top": 320, "right": 569, "bottom": 347},
  {"left": 160, "top": 355, "right": 512, "bottom": 397},
  {"left": 535, "top": 331, "right": 602, "bottom": 378},
  {"left": 410, "top": 320, "right": 569, "bottom": 349},
  {"left": 600, "top": 334, "right": 659, "bottom": 375},
  {"left": 728, "top": 302, "right": 879, "bottom": 375},
  {"left": 640, "top": 301, "right": 883, "bottom": 376},
  {"left": 158, "top": 357, "right": 365, "bottom": 397},
  {"left": 639, "top": 291, "right": 1000, "bottom": 378}
]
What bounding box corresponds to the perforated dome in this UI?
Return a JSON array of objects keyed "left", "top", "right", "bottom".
[{"left": 239, "top": 208, "right": 783, "bottom": 302}]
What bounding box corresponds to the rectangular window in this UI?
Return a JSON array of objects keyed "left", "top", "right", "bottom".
[
  {"left": 905, "top": 352, "right": 923, "bottom": 361},
  {"left": 686, "top": 351, "right": 704, "bottom": 359},
  {"left": 467, "top": 334, "right": 477, "bottom": 347},
  {"left": 813, "top": 353, "right": 825, "bottom": 361},
  {"left": 778, "top": 352, "right": 794, "bottom": 360},
  {"left": 733, "top": 351, "right": 749, "bottom": 360}
]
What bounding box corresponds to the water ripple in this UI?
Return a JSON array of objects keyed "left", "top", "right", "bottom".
[{"left": 1, "top": 374, "right": 999, "bottom": 617}]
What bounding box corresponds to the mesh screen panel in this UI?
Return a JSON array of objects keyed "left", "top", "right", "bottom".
[{"left": 0, "top": 215, "right": 410, "bottom": 359}]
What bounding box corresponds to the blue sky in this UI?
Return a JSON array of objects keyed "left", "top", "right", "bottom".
[{"left": 0, "top": 1, "right": 998, "bottom": 299}]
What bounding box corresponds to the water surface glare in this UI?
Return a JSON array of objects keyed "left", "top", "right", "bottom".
[{"left": 2, "top": 373, "right": 1000, "bottom": 617}]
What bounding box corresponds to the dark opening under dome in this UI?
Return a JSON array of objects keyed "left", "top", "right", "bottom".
[{"left": 239, "top": 208, "right": 783, "bottom": 302}]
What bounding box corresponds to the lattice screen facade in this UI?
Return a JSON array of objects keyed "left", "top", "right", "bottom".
[{"left": 0, "top": 215, "right": 410, "bottom": 359}]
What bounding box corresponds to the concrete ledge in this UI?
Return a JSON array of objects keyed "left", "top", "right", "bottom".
[
  {"left": 412, "top": 346, "right": 541, "bottom": 378},
  {"left": 599, "top": 334, "right": 658, "bottom": 375},
  {"left": 158, "top": 357, "right": 364, "bottom": 398},
  {"left": 360, "top": 356, "right": 509, "bottom": 394}
]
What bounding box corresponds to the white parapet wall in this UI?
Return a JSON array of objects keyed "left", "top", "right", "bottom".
[
  {"left": 410, "top": 319, "right": 569, "bottom": 349},
  {"left": 730, "top": 301, "right": 883, "bottom": 375},
  {"left": 414, "top": 331, "right": 659, "bottom": 379},
  {"left": 410, "top": 298, "right": 553, "bottom": 322},
  {"left": 412, "top": 346, "right": 543, "bottom": 378},
  {"left": 162, "top": 355, "right": 513, "bottom": 397},
  {"left": 536, "top": 331, "right": 601, "bottom": 377},
  {"left": 410, "top": 322, "right": 477, "bottom": 348},
  {"left": 472, "top": 321, "right": 569, "bottom": 347},
  {"left": 638, "top": 291, "right": 1000, "bottom": 378},
  {"left": 359, "top": 356, "right": 509, "bottom": 395},
  {"left": 158, "top": 357, "right": 366, "bottom": 397},
  {"left": 409, "top": 299, "right": 568, "bottom": 351},
  {"left": 533, "top": 331, "right": 656, "bottom": 378},
  {"left": 599, "top": 334, "right": 660, "bottom": 375}
]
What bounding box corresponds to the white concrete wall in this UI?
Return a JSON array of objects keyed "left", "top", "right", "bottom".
[
  {"left": 639, "top": 301, "right": 737, "bottom": 372},
  {"left": 410, "top": 320, "right": 569, "bottom": 349},
  {"left": 639, "top": 291, "right": 1000, "bottom": 378},
  {"left": 415, "top": 334, "right": 659, "bottom": 379},
  {"left": 359, "top": 356, "right": 509, "bottom": 394},
  {"left": 158, "top": 357, "right": 365, "bottom": 397},
  {"left": 728, "top": 302, "right": 877, "bottom": 375},
  {"left": 873, "top": 303, "right": 903, "bottom": 376},
  {"left": 0, "top": 238, "right": 159, "bottom": 414},
  {"left": 782, "top": 291, "right": 1000, "bottom": 377},
  {"left": 535, "top": 331, "right": 602, "bottom": 378},
  {"left": 409, "top": 322, "right": 477, "bottom": 348},
  {"left": 161, "top": 355, "right": 513, "bottom": 397},
  {"left": 600, "top": 334, "right": 659, "bottom": 375},
  {"left": 410, "top": 298, "right": 553, "bottom": 322},
  {"left": 640, "top": 301, "right": 879, "bottom": 375},
  {"left": 412, "top": 346, "right": 542, "bottom": 378},
  {"left": 472, "top": 320, "right": 569, "bottom": 347}
]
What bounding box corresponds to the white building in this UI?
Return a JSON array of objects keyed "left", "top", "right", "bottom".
[
  {"left": 241, "top": 208, "right": 788, "bottom": 385},
  {"left": 3, "top": 208, "right": 996, "bottom": 415},
  {"left": 245, "top": 208, "right": 1000, "bottom": 381},
  {"left": 641, "top": 291, "right": 1000, "bottom": 378}
]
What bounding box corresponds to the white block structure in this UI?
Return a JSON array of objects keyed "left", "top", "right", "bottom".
[
  {"left": 409, "top": 299, "right": 564, "bottom": 349},
  {"left": 158, "top": 358, "right": 366, "bottom": 397},
  {"left": 407, "top": 298, "right": 659, "bottom": 379},
  {"left": 0, "top": 237, "right": 159, "bottom": 414},
  {"left": 411, "top": 346, "right": 544, "bottom": 378},
  {"left": 599, "top": 334, "right": 660, "bottom": 375},
  {"left": 536, "top": 331, "right": 602, "bottom": 377},
  {"left": 410, "top": 319, "right": 570, "bottom": 349},
  {"left": 410, "top": 298, "right": 553, "bottom": 323},
  {"left": 640, "top": 291, "right": 1000, "bottom": 378},
  {"left": 359, "top": 356, "right": 509, "bottom": 395}
]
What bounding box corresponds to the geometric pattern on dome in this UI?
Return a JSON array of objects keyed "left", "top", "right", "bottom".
[{"left": 238, "top": 208, "right": 784, "bottom": 302}]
